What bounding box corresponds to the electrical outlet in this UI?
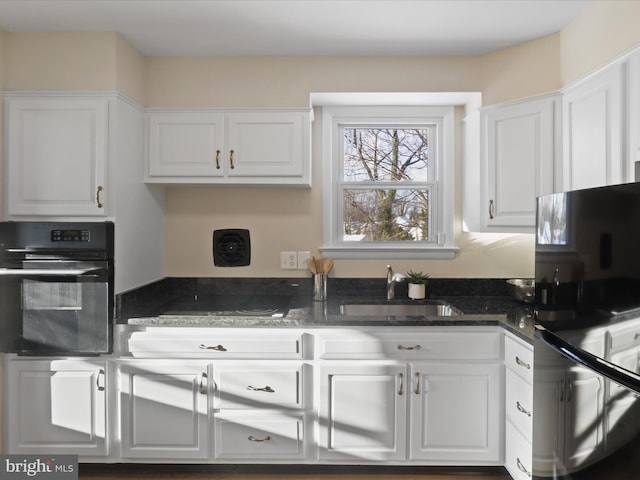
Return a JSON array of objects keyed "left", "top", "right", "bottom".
[
  {"left": 297, "top": 251, "right": 311, "bottom": 270},
  {"left": 280, "top": 251, "right": 297, "bottom": 269}
]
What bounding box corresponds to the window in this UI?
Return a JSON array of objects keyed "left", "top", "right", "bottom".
[{"left": 321, "top": 106, "right": 457, "bottom": 259}]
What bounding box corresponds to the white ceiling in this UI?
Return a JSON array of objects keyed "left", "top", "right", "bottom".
[{"left": 0, "top": 0, "right": 593, "bottom": 57}]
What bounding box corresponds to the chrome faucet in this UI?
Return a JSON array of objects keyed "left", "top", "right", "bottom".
[{"left": 386, "top": 265, "right": 406, "bottom": 300}]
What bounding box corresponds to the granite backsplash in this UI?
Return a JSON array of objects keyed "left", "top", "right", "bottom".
[{"left": 115, "top": 276, "right": 518, "bottom": 323}]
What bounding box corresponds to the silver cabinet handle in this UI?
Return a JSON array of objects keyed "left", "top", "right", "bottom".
[
  {"left": 516, "top": 401, "right": 531, "bottom": 417},
  {"left": 96, "top": 369, "right": 106, "bottom": 392},
  {"left": 489, "top": 199, "right": 495, "bottom": 219},
  {"left": 515, "top": 356, "right": 531, "bottom": 370},
  {"left": 398, "top": 344, "right": 421, "bottom": 351},
  {"left": 248, "top": 435, "right": 271, "bottom": 442},
  {"left": 398, "top": 373, "right": 404, "bottom": 396},
  {"left": 414, "top": 372, "right": 421, "bottom": 395},
  {"left": 516, "top": 458, "right": 531, "bottom": 477},
  {"left": 560, "top": 378, "right": 565, "bottom": 402},
  {"left": 199, "top": 344, "right": 227, "bottom": 351},
  {"left": 199, "top": 372, "right": 208, "bottom": 395},
  {"left": 96, "top": 185, "right": 104, "bottom": 208},
  {"left": 247, "top": 385, "right": 275, "bottom": 393}
]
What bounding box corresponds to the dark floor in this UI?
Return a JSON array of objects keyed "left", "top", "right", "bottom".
[{"left": 79, "top": 464, "right": 512, "bottom": 480}]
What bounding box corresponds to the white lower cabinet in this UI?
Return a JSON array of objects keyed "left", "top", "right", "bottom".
[
  {"left": 318, "top": 362, "right": 407, "bottom": 461},
  {"left": 118, "top": 360, "right": 211, "bottom": 460},
  {"left": 4, "top": 326, "right": 509, "bottom": 468},
  {"left": 410, "top": 362, "right": 502, "bottom": 462},
  {"left": 5, "top": 357, "right": 108, "bottom": 456},
  {"left": 317, "top": 327, "right": 503, "bottom": 465},
  {"left": 212, "top": 361, "right": 311, "bottom": 461},
  {"left": 504, "top": 334, "right": 534, "bottom": 480},
  {"left": 533, "top": 366, "right": 604, "bottom": 476}
]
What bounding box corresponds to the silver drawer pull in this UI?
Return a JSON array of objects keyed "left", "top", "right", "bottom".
[
  {"left": 199, "top": 344, "right": 227, "bottom": 351},
  {"left": 248, "top": 435, "right": 271, "bottom": 442},
  {"left": 516, "top": 401, "right": 532, "bottom": 417},
  {"left": 247, "top": 385, "right": 275, "bottom": 393},
  {"left": 515, "top": 356, "right": 531, "bottom": 370},
  {"left": 397, "top": 344, "right": 421, "bottom": 351},
  {"left": 199, "top": 372, "right": 208, "bottom": 395},
  {"left": 96, "top": 369, "right": 106, "bottom": 392},
  {"left": 516, "top": 457, "right": 532, "bottom": 477}
]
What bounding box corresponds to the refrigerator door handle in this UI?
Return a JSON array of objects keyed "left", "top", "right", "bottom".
[{"left": 536, "top": 324, "right": 640, "bottom": 395}]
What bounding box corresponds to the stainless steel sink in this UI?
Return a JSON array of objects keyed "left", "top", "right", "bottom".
[{"left": 340, "top": 300, "right": 463, "bottom": 317}]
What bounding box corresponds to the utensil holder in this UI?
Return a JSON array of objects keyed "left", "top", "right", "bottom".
[{"left": 313, "top": 273, "right": 328, "bottom": 301}]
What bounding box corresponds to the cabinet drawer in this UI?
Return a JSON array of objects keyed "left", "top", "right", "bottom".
[
  {"left": 123, "top": 328, "right": 305, "bottom": 358},
  {"left": 609, "top": 320, "right": 640, "bottom": 353},
  {"left": 317, "top": 328, "right": 501, "bottom": 360},
  {"left": 214, "top": 413, "right": 305, "bottom": 459},
  {"left": 505, "top": 423, "right": 533, "bottom": 480},
  {"left": 505, "top": 369, "right": 533, "bottom": 439},
  {"left": 214, "top": 363, "right": 307, "bottom": 409},
  {"left": 505, "top": 334, "right": 533, "bottom": 382}
]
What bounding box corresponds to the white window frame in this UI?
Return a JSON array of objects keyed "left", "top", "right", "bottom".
[{"left": 321, "top": 105, "right": 458, "bottom": 259}]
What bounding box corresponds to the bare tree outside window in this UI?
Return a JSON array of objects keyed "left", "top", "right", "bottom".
[{"left": 342, "top": 128, "right": 432, "bottom": 242}]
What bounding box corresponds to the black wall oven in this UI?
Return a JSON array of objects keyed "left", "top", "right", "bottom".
[
  {"left": 0, "top": 221, "right": 114, "bottom": 355},
  {"left": 534, "top": 183, "right": 640, "bottom": 479}
]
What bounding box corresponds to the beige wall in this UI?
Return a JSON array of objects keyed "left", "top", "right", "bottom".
[
  {"left": 561, "top": 0, "right": 640, "bottom": 85},
  {"left": 2, "top": 1, "right": 640, "bottom": 281},
  {"left": 115, "top": 34, "right": 146, "bottom": 105},
  {"left": 481, "top": 32, "right": 562, "bottom": 105},
  {"left": 4, "top": 32, "right": 118, "bottom": 91},
  {"left": 146, "top": 56, "right": 483, "bottom": 108}
]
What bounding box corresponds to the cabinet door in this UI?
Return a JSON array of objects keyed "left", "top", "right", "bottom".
[
  {"left": 563, "top": 368, "right": 604, "bottom": 470},
  {"left": 318, "top": 363, "right": 407, "bottom": 461},
  {"left": 226, "top": 112, "right": 305, "bottom": 178},
  {"left": 6, "top": 359, "right": 107, "bottom": 455},
  {"left": 533, "top": 367, "right": 604, "bottom": 476},
  {"left": 5, "top": 96, "right": 108, "bottom": 216},
  {"left": 409, "top": 362, "right": 501, "bottom": 462},
  {"left": 147, "top": 112, "right": 225, "bottom": 178},
  {"left": 606, "top": 349, "right": 640, "bottom": 452},
  {"left": 119, "top": 360, "right": 210, "bottom": 459},
  {"left": 482, "top": 96, "right": 556, "bottom": 231},
  {"left": 563, "top": 64, "right": 625, "bottom": 190},
  {"left": 532, "top": 367, "right": 565, "bottom": 476}
]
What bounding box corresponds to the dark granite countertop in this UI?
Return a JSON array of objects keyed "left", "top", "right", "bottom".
[{"left": 118, "top": 277, "right": 535, "bottom": 343}]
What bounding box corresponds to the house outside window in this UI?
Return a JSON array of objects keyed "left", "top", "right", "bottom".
[{"left": 321, "top": 106, "right": 457, "bottom": 259}]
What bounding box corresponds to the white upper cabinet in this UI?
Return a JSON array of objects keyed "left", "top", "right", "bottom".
[
  {"left": 628, "top": 49, "right": 640, "bottom": 178},
  {"left": 5, "top": 94, "right": 109, "bottom": 217},
  {"left": 562, "top": 63, "right": 626, "bottom": 191},
  {"left": 145, "top": 109, "right": 311, "bottom": 187},
  {"left": 464, "top": 94, "right": 558, "bottom": 232},
  {"left": 147, "top": 112, "right": 225, "bottom": 178}
]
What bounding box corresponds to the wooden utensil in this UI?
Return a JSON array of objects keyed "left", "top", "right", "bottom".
[{"left": 306, "top": 258, "right": 316, "bottom": 274}]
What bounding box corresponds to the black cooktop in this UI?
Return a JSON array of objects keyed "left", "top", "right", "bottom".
[{"left": 158, "top": 294, "right": 290, "bottom": 317}]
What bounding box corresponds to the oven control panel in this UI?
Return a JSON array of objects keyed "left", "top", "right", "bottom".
[{"left": 51, "top": 229, "right": 90, "bottom": 242}]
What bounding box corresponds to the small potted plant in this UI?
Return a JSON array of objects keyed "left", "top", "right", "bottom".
[{"left": 406, "top": 270, "right": 429, "bottom": 300}]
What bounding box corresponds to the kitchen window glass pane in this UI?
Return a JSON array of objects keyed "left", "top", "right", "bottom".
[
  {"left": 342, "top": 188, "right": 430, "bottom": 242},
  {"left": 343, "top": 128, "right": 430, "bottom": 182}
]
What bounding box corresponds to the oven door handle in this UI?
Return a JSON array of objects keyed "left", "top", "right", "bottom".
[
  {"left": 536, "top": 324, "right": 640, "bottom": 395},
  {"left": 0, "top": 267, "right": 107, "bottom": 276}
]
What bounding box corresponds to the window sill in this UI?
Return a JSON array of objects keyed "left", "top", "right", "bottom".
[{"left": 319, "top": 245, "right": 459, "bottom": 260}]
